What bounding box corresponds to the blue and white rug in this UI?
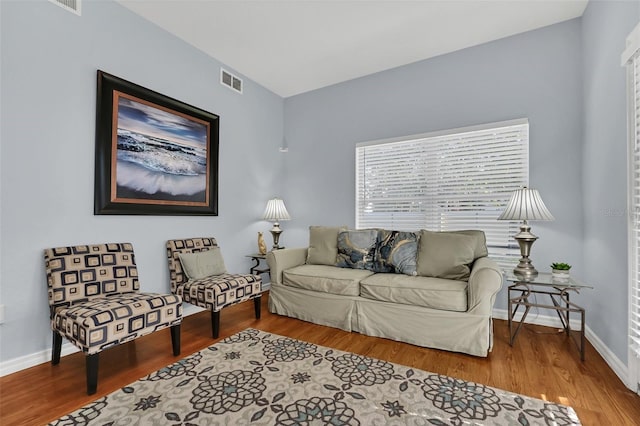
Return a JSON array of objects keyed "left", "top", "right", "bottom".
[{"left": 51, "top": 328, "right": 580, "bottom": 425}]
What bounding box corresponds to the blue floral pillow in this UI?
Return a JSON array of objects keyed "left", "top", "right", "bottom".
[
  {"left": 336, "top": 229, "right": 378, "bottom": 270},
  {"left": 375, "top": 230, "right": 418, "bottom": 275}
]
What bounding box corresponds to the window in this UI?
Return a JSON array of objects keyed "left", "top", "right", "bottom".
[
  {"left": 355, "top": 119, "right": 528, "bottom": 269},
  {"left": 623, "top": 21, "right": 640, "bottom": 395}
]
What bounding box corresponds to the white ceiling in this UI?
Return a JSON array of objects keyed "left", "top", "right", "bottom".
[{"left": 117, "top": 0, "right": 588, "bottom": 98}]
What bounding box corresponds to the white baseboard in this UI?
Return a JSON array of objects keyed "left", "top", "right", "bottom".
[
  {"left": 493, "top": 307, "right": 582, "bottom": 329},
  {"left": 493, "top": 308, "right": 631, "bottom": 390},
  {"left": 0, "top": 305, "right": 205, "bottom": 378},
  {"left": 0, "top": 341, "right": 80, "bottom": 377},
  {"left": 584, "top": 324, "right": 630, "bottom": 389}
]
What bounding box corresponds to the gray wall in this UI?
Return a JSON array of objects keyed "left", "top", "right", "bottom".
[
  {"left": 1, "top": 0, "right": 637, "bottom": 370},
  {"left": 581, "top": 0, "right": 640, "bottom": 364},
  {"left": 284, "top": 20, "right": 585, "bottom": 312},
  {"left": 0, "top": 1, "right": 284, "bottom": 362}
]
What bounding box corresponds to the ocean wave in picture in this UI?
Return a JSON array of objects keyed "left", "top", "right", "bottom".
[
  {"left": 117, "top": 129, "right": 206, "bottom": 176},
  {"left": 116, "top": 160, "right": 206, "bottom": 196}
]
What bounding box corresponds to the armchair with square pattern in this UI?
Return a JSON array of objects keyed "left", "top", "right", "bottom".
[
  {"left": 44, "top": 242, "right": 182, "bottom": 395},
  {"left": 166, "top": 237, "right": 262, "bottom": 338}
]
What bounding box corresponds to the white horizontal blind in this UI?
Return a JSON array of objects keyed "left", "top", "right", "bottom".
[
  {"left": 628, "top": 41, "right": 640, "bottom": 379},
  {"left": 356, "top": 120, "right": 528, "bottom": 269}
]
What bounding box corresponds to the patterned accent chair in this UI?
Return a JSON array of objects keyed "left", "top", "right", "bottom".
[
  {"left": 166, "top": 238, "right": 262, "bottom": 338},
  {"left": 44, "top": 242, "right": 182, "bottom": 395}
]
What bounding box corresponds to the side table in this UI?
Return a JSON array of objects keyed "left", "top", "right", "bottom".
[
  {"left": 246, "top": 253, "right": 270, "bottom": 277},
  {"left": 506, "top": 272, "right": 593, "bottom": 361}
]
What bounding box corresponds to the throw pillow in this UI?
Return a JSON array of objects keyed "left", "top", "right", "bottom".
[
  {"left": 375, "top": 230, "right": 418, "bottom": 275},
  {"left": 306, "top": 226, "right": 346, "bottom": 265},
  {"left": 336, "top": 229, "right": 378, "bottom": 270},
  {"left": 178, "top": 247, "right": 227, "bottom": 280},
  {"left": 416, "top": 230, "right": 476, "bottom": 280},
  {"left": 448, "top": 230, "right": 488, "bottom": 259}
]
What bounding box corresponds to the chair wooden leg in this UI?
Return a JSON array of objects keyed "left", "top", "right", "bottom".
[
  {"left": 211, "top": 311, "right": 220, "bottom": 338},
  {"left": 52, "top": 332, "right": 62, "bottom": 365},
  {"left": 86, "top": 353, "right": 99, "bottom": 395},
  {"left": 254, "top": 296, "right": 262, "bottom": 319},
  {"left": 170, "top": 324, "right": 181, "bottom": 356}
]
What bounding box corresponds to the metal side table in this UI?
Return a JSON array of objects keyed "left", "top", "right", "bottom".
[
  {"left": 246, "top": 253, "right": 270, "bottom": 276},
  {"left": 506, "top": 272, "right": 593, "bottom": 361}
]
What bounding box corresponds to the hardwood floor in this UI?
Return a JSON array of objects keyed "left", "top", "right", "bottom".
[{"left": 1, "top": 293, "right": 639, "bottom": 425}]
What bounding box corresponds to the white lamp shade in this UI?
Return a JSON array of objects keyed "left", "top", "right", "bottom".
[
  {"left": 498, "top": 187, "right": 554, "bottom": 221},
  {"left": 262, "top": 198, "right": 291, "bottom": 221}
]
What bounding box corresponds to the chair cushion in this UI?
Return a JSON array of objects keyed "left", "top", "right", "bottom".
[
  {"left": 306, "top": 226, "right": 346, "bottom": 265},
  {"left": 174, "top": 273, "right": 262, "bottom": 311},
  {"left": 52, "top": 292, "right": 182, "bottom": 355},
  {"left": 178, "top": 247, "right": 227, "bottom": 279},
  {"left": 359, "top": 273, "right": 468, "bottom": 312},
  {"left": 45, "top": 243, "right": 139, "bottom": 309},
  {"left": 283, "top": 264, "right": 373, "bottom": 296},
  {"left": 166, "top": 238, "right": 219, "bottom": 293}
]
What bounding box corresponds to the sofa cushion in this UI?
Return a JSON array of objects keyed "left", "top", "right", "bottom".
[
  {"left": 283, "top": 264, "right": 374, "bottom": 296},
  {"left": 178, "top": 247, "right": 227, "bottom": 280},
  {"left": 417, "top": 231, "right": 476, "bottom": 280},
  {"left": 447, "top": 230, "right": 488, "bottom": 259},
  {"left": 306, "top": 226, "right": 346, "bottom": 265},
  {"left": 375, "top": 230, "right": 418, "bottom": 275},
  {"left": 336, "top": 229, "right": 378, "bottom": 270},
  {"left": 359, "top": 273, "right": 468, "bottom": 312}
]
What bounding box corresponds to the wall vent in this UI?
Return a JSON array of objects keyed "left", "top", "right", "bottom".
[
  {"left": 49, "top": 0, "right": 81, "bottom": 16},
  {"left": 220, "top": 68, "right": 243, "bottom": 94}
]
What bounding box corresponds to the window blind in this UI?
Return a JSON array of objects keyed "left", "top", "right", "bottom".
[
  {"left": 628, "top": 43, "right": 640, "bottom": 366},
  {"left": 356, "top": 119, "right": 528, "bottom": 269},
  {"left": 624, "top": 21, "right": 640, "bottom": 394}
]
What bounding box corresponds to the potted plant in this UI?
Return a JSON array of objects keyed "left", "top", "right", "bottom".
[{"left": 550, "top": 262, "right": 571, "bottom": 280}]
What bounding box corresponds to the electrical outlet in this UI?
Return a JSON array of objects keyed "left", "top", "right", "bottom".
[{"left": 0, "top": 304, "right": 5, "bottom": 324}]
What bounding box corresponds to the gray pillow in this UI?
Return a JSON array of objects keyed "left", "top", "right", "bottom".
[
  {"left": 375, "top": 230, "right": 418, "bottom": 275},
  {"left": 307, "top": 226, "right": 346, "bottom": 265},
  {"left": 417, "top": 230, "right": 476, "bottom": 280},
  {"left": 178, "top": 247, "right": 227, "bottom": 279},
  {"left": 336, "top": 229, "right": 378, "bottom": 270}
]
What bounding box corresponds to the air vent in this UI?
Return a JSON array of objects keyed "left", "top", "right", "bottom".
[
  {"left": 49, "top": 0, "right": 81, "bottom": 15},
  {"left": 220, "top": 68, "right": 243, "bottom": 94}
]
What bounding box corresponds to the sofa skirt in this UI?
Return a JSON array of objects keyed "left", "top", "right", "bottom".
[{"left": 268, "top": 281, "right": 493, "bottom": 357}]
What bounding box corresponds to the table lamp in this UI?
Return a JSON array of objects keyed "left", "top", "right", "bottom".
[
  {"left": 262, "top": 198, "right": 291, "bottom": 250},
  {"left": 498, "top": 187, "right": 554, "bottom": 278}
]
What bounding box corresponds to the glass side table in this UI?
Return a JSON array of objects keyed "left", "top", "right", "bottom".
[
  {"left": 246, "top": 253, "right": 270, "bottom": 276},
  {"left": 506, "top": 272, "right": 593, "bottom": 361}
]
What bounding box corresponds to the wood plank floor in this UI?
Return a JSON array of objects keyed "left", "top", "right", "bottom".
[{"left": 1, "top": 293, "right": 639, "bottom": 425}]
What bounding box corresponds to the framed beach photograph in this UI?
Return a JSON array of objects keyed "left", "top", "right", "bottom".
[{"left": 94, "top": 70, "right": 219, "bottom": 215}]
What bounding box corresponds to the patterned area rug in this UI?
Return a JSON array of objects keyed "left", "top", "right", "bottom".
[{"left": 51, "top": 328, "right": 580, "bottom": 425}]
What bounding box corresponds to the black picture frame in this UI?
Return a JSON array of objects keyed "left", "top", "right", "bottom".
[{"left": 95, "top": 70, "right": 219, "bottom": 215}]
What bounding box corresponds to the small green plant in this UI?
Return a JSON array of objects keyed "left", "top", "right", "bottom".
[{"left": 550, "top": 262, "right": 572, "bottom": 271}]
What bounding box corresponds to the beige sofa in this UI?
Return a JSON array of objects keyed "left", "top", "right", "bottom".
[{"left": 267, "top": 227, "right": 503, "bottom": 357}]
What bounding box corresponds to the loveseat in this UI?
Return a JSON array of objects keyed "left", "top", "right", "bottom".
[{"left": 267, "top": 227, "right": 503, "bottom": 357}]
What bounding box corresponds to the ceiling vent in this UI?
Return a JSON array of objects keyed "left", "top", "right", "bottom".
[
  {"left": 220, "top": 68, "right": 243, "bottom": 94},
  {"left": 49, "top": 0, "right": 81, "bottom": 16}
]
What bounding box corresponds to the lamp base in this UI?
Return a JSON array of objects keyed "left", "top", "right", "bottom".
[
  {"left": 270, "top": 223, "right": 284, "bottom": 250},
  {"left": 513, "top": 263, "right": 538, "bottom": 279},
  {"left": 513, "top": 222, "right": 539, "bottom": 279}
]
